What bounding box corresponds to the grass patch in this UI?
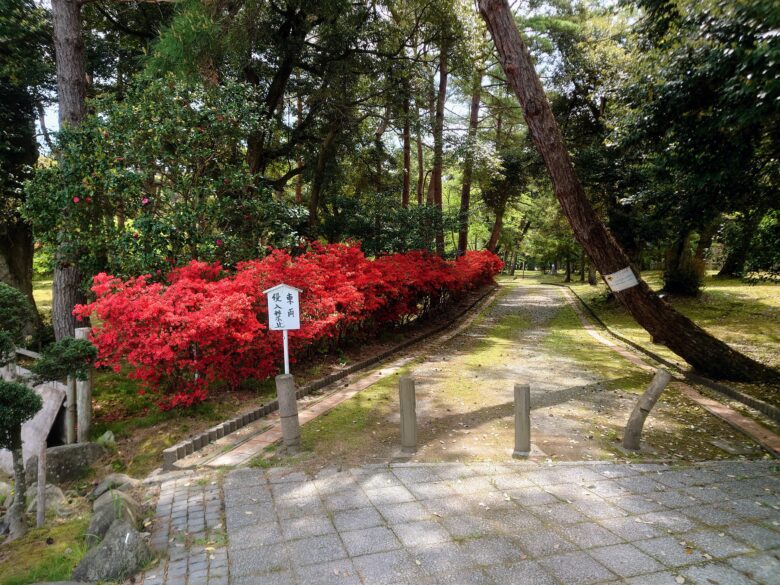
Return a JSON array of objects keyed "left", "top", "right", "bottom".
[
  {"left": 0, "top": 517, "right": 89, "bottom": 585},
  {"left": 31, "top": 277, "right": 52, "bottom": 320}
]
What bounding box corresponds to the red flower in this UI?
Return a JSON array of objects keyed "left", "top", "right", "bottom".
[{"left": 72, "top": 197, "right": 80, "bottom": 203}]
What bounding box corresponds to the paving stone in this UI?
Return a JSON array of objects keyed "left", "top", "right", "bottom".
[
  {"left": 275, "top": 495, "right": 326, "bottom": 519},
  {"left": 727, "top": 552, "right": 780, "bottom": 584},
  {"left": 488, "top": 509, "right": 546, "bottom": 534},
  {"left": 422, "top": 496, "right": 475, "bottom": 516},
  {"left": 718, "top": 498, "right": 776, "bottom": 521},
  {"left": 294, "top": 558, "right": 362, "bottom": 585},
  {"left": 539, "top": 551, "right": 617, "bottom": 584},
  {"left": 333, "top": 507, "right": 385, "bottom": 532},
  {"left": 601, "top": 516, "right": 664, "bottom": 541},
  {"left": 352, "top": 549, "right": 423, "bottom": 585},
  {"left": 610, "top": 495, "right": 670, "bottom": 514},
  {"left": 616, "top": 476, "right": 666, "bottom": 494},
  {"left": 514, "top": 526, "right": 578, "bottom": 558},
  {"left": 558, "top": 522, "right": 625, "bottom": 549},
  {"left": 589, "top": 543, "right": 665, "bottom": 577},
  {"left": 527, "top": 502, "right": 591, "bottom": 525},
  {"left": 323, "top": 489, "right": 372, "bottom": 512},
  {"left": 682, "top": 504, "right": 741, "bottom": 527},
  {"left": 408, "top": 541, "right": 473, "bottom": 574},
  {"left": 571, "top": 498, "right": 627, "bottom": 521},
  {"left": 341, "top": 526, "right": 401, "bottom": 557},
  {"left": 280, "top": 515, "right": 335, "bottom": 540},
  {"left": 407, "top": 481, "right": 458, "bottom": 500},
  {"left": 492, "top": 474, "right": 535, "bottom": 491},
  {"left": 365, "top": 485, "right": 416, "bottom": 505},
  {"left": 230, "top": 570, "right": 295, "bottom": 585},
  {"left": 461, "top": 535, "right": 527, "bottom": 566},
  {"left": 486, "top": 560, "right": 559, "bottom": 585},
  {"left": 393, "top": 467, "right": 443, "bottom": 485},
  {"left": 506, "top": 486, "right": 560, "bottom": 506},
  {"left": 650, "top": 490, "right": 698, "bottom": 509},
  {"left": 684, "top": 530, "right": 754, "bottom": 558},
  {"left": 624, "top": 570, "right": 685, "bottom": 584},
  {"left": 228, "top": 543, "right": 291, "bottom": 577},
  {"left": 451, "top": 477, "right": 497, "bottom": 495},
  {"left": 377, "top": 501, "right": 431, "bottom": 524},
  {"left": 634, "top": 536, "right": 708, "bottom": 567},
  {"left": 726, "top": 522, "right": 780, "bottom": 550},
  {"left": 353, "top": 472, "right": 401, "bottom": 491},
  {"left": 682, "top": 562, "right": 759, "bottom": 585},
  {"left": 431, "top": 567, "right": 498, "bottom": 585},
  {"left": 288, "top": 534, "right": 348, "bottom": 566},
  {"left": 634, "top": 511, "right": 698, "bottom": 534},
  {"left": 392, "top": 520, "right": 451, "bottom": 548},
  {"left": 440, "top": 514, "right": 497, "bottom": 539}
]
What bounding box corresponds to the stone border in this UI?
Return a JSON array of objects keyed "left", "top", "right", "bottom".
[
  {"left": 162, "top": 284, "right": 500, "bottom": 470},
  {"left": 558, "top": 283, "right": 780, "bottom": 423}
]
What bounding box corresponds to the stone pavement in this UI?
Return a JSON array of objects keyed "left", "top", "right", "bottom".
[{"left": 142, "top": 460, "right": 780, "bottom": 585}]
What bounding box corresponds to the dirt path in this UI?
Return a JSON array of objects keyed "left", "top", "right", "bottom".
[{"left": 401, "top": 282, "right": 620, "bottom": 461}]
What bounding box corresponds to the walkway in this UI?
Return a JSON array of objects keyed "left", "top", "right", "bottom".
[{"left": 143, "top": 460, "right": 780, "bottom": 585}]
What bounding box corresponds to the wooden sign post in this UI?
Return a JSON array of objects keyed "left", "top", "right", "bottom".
[{"left": 263, "top": 284, "right": 301, "bottom": 375}]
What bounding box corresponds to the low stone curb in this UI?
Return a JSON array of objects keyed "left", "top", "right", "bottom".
[
  {"left": 162, "top": 284, "right": 499, "bottom": 470},
  {"left": 558, "top": 283, "right": 780, "bottom": 423}
]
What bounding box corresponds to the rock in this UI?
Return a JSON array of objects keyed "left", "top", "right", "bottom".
[
  {"left": 92, "top": 473, "right": 140, "bottom": 499},
  {"left": 72, "top": 520, "right": 151, "bottom": 582},
  {"left": 25, "top": 443, "right": 105, "bottom": 486},
  {"left": 26, "top": 484, "right": 67, "bottom": 516},
  {"left": 93, "top": 489, "right": 140, "bottom": 519},
  {"left": 0, "top": 481, "right": 11, "bottom": 505},
  {"left": 86, "top": 499, "right": 137, "bottom": 547},
  {"left": 96, "top": 430, "right": 116, "bottom": 449}
]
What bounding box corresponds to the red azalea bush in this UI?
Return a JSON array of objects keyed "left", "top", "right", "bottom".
[{"left": 75, "top": 243, "right": 503, "bottom": 409}]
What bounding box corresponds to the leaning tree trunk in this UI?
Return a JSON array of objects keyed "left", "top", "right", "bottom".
[
  {"left": 431, "top": 46, "right": 448, "bottom": 257},
  {"left": 52, "top": 0, "right": 87, "bottom": 341},
  {"left": 485, "top": 195, "right": 508, "bottom": 253},
  {"left": 458, "top": 69, "right": 482, "bottom": 256},
  {"left": 479, "top": 0, "right": 778, "bottom": 382}
]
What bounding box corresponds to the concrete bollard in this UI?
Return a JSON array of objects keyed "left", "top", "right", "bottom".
[
  {"left": 276, "top": 374, "right": 300, "bottom": 450},
  {"left": 399, "top": 376, "right": 417, "bottom": 453},
  {"left": 513, "top": 383, "right": 531, "bottom": 458},
  {"left": 75, "top": 327, "right": 93, "bottom": 443},
  {"left": 163, "top": 447, "right": 178, "bottom": 471}
]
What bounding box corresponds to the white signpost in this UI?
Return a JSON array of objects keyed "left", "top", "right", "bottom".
[
  {"left": 263, "top": 283, "right": 301, "bottom": 375},
  {"left": 604, "top": 266, "right": 639, "bottom": 293}
]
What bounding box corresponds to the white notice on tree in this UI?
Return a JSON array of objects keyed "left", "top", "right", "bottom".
[{"left": 604, "top": 267, "right": 639, "bottom": 292}]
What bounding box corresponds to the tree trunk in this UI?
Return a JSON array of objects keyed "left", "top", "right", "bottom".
[
  {"left": 1, "top": 218, "right": 39, "bottom": 325},
  {"left": 295, "top": 95, "right": 304, "bottom": 204},
  {"left": 485, "top": 199, "right": 506, "bottom": 253},
  {"left": 588, "top": 263, "right": 596, "bottom": 285},
  {"left": 579, "top": 249, "right": 585, "bottom": 282},
  {"left": 694, "top": 220, "right": 718, "bottom": 263},
  {"left": 402, "top": 91, "right": 411, "bottom": 209},
  {"left": 431, "top": 47, "right": 448, "bottom": 257},
  {"left": 564, "top": 252, "right": 572, "bottom": 283},
  {"left": 458, "top": 70, "right": 482, "bottom": 256},
  {"left": 416, "top": 108, "right": 424, "bottom": 206},
  {"left": 52, "top": 0, "right": 88, "bottom": 341},
  {"left": 7, "top": 430, "right": 27, "bottom": 540},
  {"left": 479, "top": 0, "right": 778, "bottom": 382},
  {"left": 718, "top": 210, "right": 762, "bottom": 277},
  {"left": 308, "top": 124, "right": 339, "bottom": 237}
]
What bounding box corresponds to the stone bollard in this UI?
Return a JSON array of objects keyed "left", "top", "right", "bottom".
[
  {"left": 75, "top": 327, "right": 93, "bottom": 443},
  {"left": 276, "top": 374, "right": 300, "bottom": 450},
  {"left": 399, "top": 376, "right": 417, "bottom": 453},
  {"left": 513, "top": 383, "right": 531, "bottom": 458}
]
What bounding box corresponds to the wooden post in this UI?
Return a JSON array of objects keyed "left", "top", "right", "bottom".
[
  {"left": 65, "top": 376, "right": 76, "bottom": 444},
  {"left": 623, "top": 369, "right": 673, "bottom": 451},
  {"left": 513, "top": 383, "right": 531, "bottom": 458},
  {"left": 36, "top": 445, "right": 46, "bottom": 528},
  {"left": 399, "top": 377, "right": 417, "bottom": 453},
  {"left": 75, "top": 327, "right": 92, "bottom": 442}
]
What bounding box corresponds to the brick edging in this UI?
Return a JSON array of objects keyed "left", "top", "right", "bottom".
[
  {"left": 554, "top": 283, "right": 780, "bottom": 423},
  {"left": 163, "top": 284, "right": 500, "bottom": 470}
]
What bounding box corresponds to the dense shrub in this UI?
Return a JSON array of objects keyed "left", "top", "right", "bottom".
[{"left": 75, "top": 243, "right": 502, "bottom": 409}]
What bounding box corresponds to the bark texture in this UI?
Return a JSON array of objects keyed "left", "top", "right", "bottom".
[
  {"left": 623, "top": 369, "right": 672, "bottom": 450},
  {"left": 52, "top": 0, "right": 88, "bottom": 340},
  {"left": 458, "top": 70, "right": 482, "bottom": 256},
  {"left": 431, "top": 48, "right": 448, "bottom": 256},
  {"left": 479, "top": 0, "right": 778, "bottom": 382}
]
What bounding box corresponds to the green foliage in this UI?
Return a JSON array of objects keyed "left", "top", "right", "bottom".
[
  {"left": 0, "top": 379, "right": 42, "bottom": 450},
  {"left": 29, "top": 338, "right": 97, "bottom": 384},
  {"left": 0, "top": 281, "right": 34, "bottom": 342},
  {"left": 24, "top": 77, "right": 306, "bottom": 279}
]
